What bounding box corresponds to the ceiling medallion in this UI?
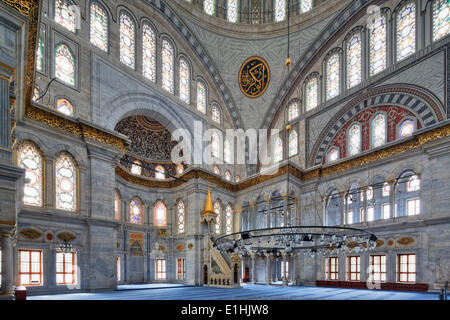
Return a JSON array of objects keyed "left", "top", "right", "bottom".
[{"left": 239, "top": 56, "right": 270, "bottom": 98}]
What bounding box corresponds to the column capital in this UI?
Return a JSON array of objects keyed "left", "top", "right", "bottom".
[{"left": 249, "top": 202, "right": 257, "bottom": 209}]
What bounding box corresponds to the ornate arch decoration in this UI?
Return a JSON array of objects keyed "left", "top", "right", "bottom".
[{"left": 309, "top": 84, "right": 445, "bottom": 167}]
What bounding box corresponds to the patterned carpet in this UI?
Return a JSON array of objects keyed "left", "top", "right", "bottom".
[{"left": 29, "top": 284, "right": 439, "bottom": 300}]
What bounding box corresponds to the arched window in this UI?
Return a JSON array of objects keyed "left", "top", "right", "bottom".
[
  {"left": 369, "top": 13, "right": 387, "bottom": 76},
  {"left": 327, "top": 147, "right": 339, "bottom": 164},
  {"left": 305, "top": 76, "right": 318, "bottom": 112},
  {"left": 176, "top": 164, "right": 184, "bottom": 175},
  {"left": 56, "top": 98, "right": 73, "bottom": 116},
  {"left": 115, "top": 190, "right": 121, "bottom": 220},
  {"left": 179, "top": 58, "right": 190, "bottom": 104},
  {"left": 273, "top": 137, "right": 283, "bottom": 163},
  {"left": 212, "top": 104, "right": 221, "bottom": 124},
  {"left": 17, "top": 143, "right": 43, "bottom": 207},
  {"left": 301, "top": 0, "right": 312, "bottom": 13},
  {"left": 224, "top": 140, "right": 231, "bottom": 164},
  {"left": 347, "top": 123, "right": 361, "bottom": 156},
  {"left": 225, "top": 171, "right": 232, "bottom": 181},
  {"left": 366, "top": 187, "right": 374, "bottom": 201},
  {"left": 154, "top": 201, "right": 167, "bottom": 227},
  {"left": 211, "top": 132, "right": 220, "bottom": 159},
  {"left": 55, "top": 153, "right": 77, "bottom": 212},
  {"left": 33, "top": 88, "right": 40, "bottom": 102},
  {"left": 197, "top": 81, "right": 207, "bottom": 114},
  {"left": 407, "top": 175, "right": 420, "bottom": 192},
  {"left": 129, "top": 197, "right": 143, "bottom": 224},
  {"left": 346, "top": 32, "right": 362, "bottom": 89},
  {"left": 371, "top": 113, "right": 386, "bottom": 148},
  {"left": 214, "top": 200, "right": 221, "bottom": 234},
  {"left": 55, "top": 0, "right": 76, "bottom": 32},
  {"left": 227, "top": 0, "right": 239, "bottom": 22},
  {"left": 288, "top": 101, "right": 299, "bottom": 121},
  {"left": 288, "top": 129, "right": 298, "bottom": 157},
  {"left": 433, "top": 0, "right": 450, "bottom": 41},
  {"left": 235, "top": 176, "right": 241, "bottom": 183},
  {"left": 396, "top": 2, "right": 416, "bottom": 62},
  {"left": 225, "top": 204, "right": 233, "bottom": 234},
  {"left": 382, "top": 183, "right": 390, "bottom": 197},
  {"left": 213, "top": 166, "right": 220, "bottom": 175},
  {"left": 177, "top": 200, "right": 185, "bottom": 234},
  {"left": 90, "top": 2, "right": 108, "bottom": 51},
  {"left": 204, "top": 0, "right": 215, "bottom": 16},
  {"left": 162, "top": 39, "right": 175, "bottom": 93},
  {"left": 119, "top": 13, "right": 135, "bottom": 68},
  {"left": 326, "top": 52, "right": 340, "bottom": 100},
  {"left": 143, "top": 23, "right": 156, "bottom": 82},
  {"left": 131, "top": 160, "right": 142, "bottom": 175},
  {"left": 155, "top": 165, "right": 165, "bottom": 180},
  {"left": 274, "top": 0, "right": 286, "bottom": 22},
  {"left": 55, "top": 44, "right": 75, "bottom": 86},
  {"left": 399, "top": 119, "right": 415, "bottom": 138},
  {"left": 36, "top": 36, "right": 44, "bottom": 72}
]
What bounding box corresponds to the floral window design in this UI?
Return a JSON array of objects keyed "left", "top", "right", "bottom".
[
  {"left": 179, "top": 58, "right": 190, "bottom": 104},
  {"left": 119, "top": 13, "right": 135, "bottom": 68},
  {"left": 55, "top": 153, "right": 77, "bottom": 212},
  {"left": 33, "top": 88, "right": 40, "bottom": 102},
  {"left": 90, "top": 3, "right": 108, "bottom": 51},
  {"left": 369, "top": 14, "right": 387, "bottom": 76},
  {"left": 155, "top": 165, "right": 165, "bottom": 180},
  {"left": 289, "top": 129, "right": 298, "bottom": 157},
  {"left": 396, "top": 3, "right": 416, "bottom": 61},
  {"left": 214, "top": 166, "right": 220, "bottom": 175},
  {"left": 55, "top": 44, "right": 75, "bottom": 86},
  {"left": 301, "top": 0, "right": 312, "bottom": 13},
  {"left": 433, "top": 0, "right": 450, "bottom": 41},
  {"left": 204, "top": 0, "right": 215, "bottom": 16},
  {"left": 235, "top": 176, "right": 241, "bottom": 183},
  {"left": 212, "top": 104, "right": 221, "bottom": 124},
  {"left": 55, "top": 0, "right": 76, "bottom": 32},
  {"left": 177, "top": 200, "right": 185, "bottom": 234},
  {"left": 131, "top": 160, "right": 142, "bottom": 175},
  {"left": 382, "top": 183, "right": 391, "bottom": 197},
  {"left": 130, "top": 198, "right": 143, "bottom": 224},
  {"left": 225, "top": 204, "right": 233, "bottom": 235},
  {"left": 214, "top": 200, "right": 221, "bottom": 234},
  {"left": 154, "top": 201, "right": 167, "bottom": 227},
  {"left": 326, "top": 53, "right": 340, "bottom": 100},
  {"left": 225, "top": 171, "right": 232, "bottom": 181},
  {"left": 407, "top": 175, "right": 420, "bottom": 192},
  {"left": 346, "top": 32, "right": 362, "bottom": 89},
  {"left": 197, "top": 81, "right": 206, "bottom": 114},
  {"left": 399, "top": 119, "right": 415, "bottom": 138},
  {"left": 274, "top": 0, "right": 286, "bottom": 22},
  {"left": 371, "top": 113, "right": 386, "bottom": 148},
  {"left": 17, "top": 143, "right": 43, "bottom": 207},
  {"left": 56, "top": 98, "right": 73, "bottom": 116},
  {"left": 347, "top": 123, "right": 361, "bottom": 156},
  {"left": 115, "top": 191, "right": 121, "bottom": 220},
  {"left": 327, "top": 148, "right": 339, "bottom": 164},
  {"left": 143, "top": 24, "right": 156, "bottom": 82},
  {"left": 227, "top": 0, "right": 239, "bottom": 22},
  {"left": 162, "top": 39, "right": 175, "bottom": 93},
  {"left": 288, "top": 101, "right": 299, "bottom": 121},
  {"left": 36, "top": 31, "right": 44, "bottom": 72},
  {"left": 305, "top": 77, "right": 318, "bottom": 112}
]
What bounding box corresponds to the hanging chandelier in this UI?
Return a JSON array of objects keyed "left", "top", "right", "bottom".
[{"left": 213, "top": 226, "right": 378, "bottom": 258}]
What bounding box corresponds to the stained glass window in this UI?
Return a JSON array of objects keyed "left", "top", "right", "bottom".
[
  {"left": 131, "top": 160, "right": 142, "bottom": 175},
  {"left": 33, "top": 88, "right": 40, "bottom": 102},
  {"left": 55, "top": 0, "right": 76, "bottom": 32},
  {"left": 326, "top": 53, "right": 340, "bottom": 100},
  {"left": 179, "top": 58, "right": 190, "bottom": 104},
  {"left": 197, "top": 81, "right": 206, "bottom": 114},
  {"left": 396, "top": 3, "right": 416, "bottom": 62},
  {"left": 399, "top": 119, "right": 415, "bottom": 138},
  {"left": 346, "top": 32, "right": 362, "bottom": 89},
  {"left": 17, "top": 143, "right": 43, "bottom": 207},
  {"left": 289, "top": 129, "right": 298, "bottom": 157},
  {"left": 225, "top": 171, "right": 232, "bottom": 181},
  {"left": 212, "top": 104, "right": 221, "bottom": 124},
  {"left": 348, "top": 123, "right": 361, "bottom": 156},
  {"left": 56, "top": 98, "right": 73, "bottom": 116},
  {"left": 130, "top": 198, "right": 143, "bottom": 224},
  {"left": 224, "top": 140, "right": 231, "bottom": 164},
  {"left": 177, "top": 200, "right": 185, "bottom": 234},
  {"left": 115, "top": 191, "right": 121, "bottom": 220},
  {"left": 162, "top": 39, "right": 174, "bottom": 93},
  {"left": 407, "top": 175, "right": 420, "bottom": 192},
  {"left": 214, "top": 166, "right": 220, "bottom": 175},
  {"left": 225, "top": 204, "right": 233, "bottom": 234},
  {"left": 177, "top": 164, "right": 184, "bottom": 175},
  {"left": 369, "top": 14, "right": 387, "bottom": 76},
  {"left": 371, "top": 113, "right": 386, "bottom": 148},
  {"left": 433, "top": 0, "right": 450, "bottom": 41},
  {"left": 119, "top": 13, "right": 135, "bottom": 68},
  {"left": 274, "top": 0, "right": 286, "bottom": 22},
  {"left": 204, "top": 0, "right": 215, "bottom": 16},
  {"left": 155, "top": 165, "right": 165, "bottom": 180},
  {"left": 214, "top": 200, "right": 221, "bottom": 234},
  {"left": 273, "top": 137, "right": 283, "bottom": 163},
  {"left": 327, "top": 148, "right": 339, "bottom": 163},
  {"left": 305, "top": 77, "right": 318, "bottom": 111},
  {"left": 235, "top": 176, "right": 241, "bottom": 183},
  {"left": 367, "top": 187, "right": 374, "bottom": 201},
  {"left": 155, "top": 201, "right": 167, "bottom": 227},
  {"left": 227, "top": 0, "right": 239, "bottom": 22},
  {"left": 55, "top": 44, "right": 75, "bottom": 86},
  {"left": 143, "top": 24, "right": 156, "bottom": 82},
  {"left": 55, "top": 153, "right": 77, "bottom": 212},
  {"left": 212, "top": 132, "right": 220, "bottom": 159},
  {"left": 90, "top": 3, "right": 108, "bottom": 51},
  {"left": 301, "top": 0, "right": 312, "bottom": 13},
  {"left": 36, "top": 31, "right": 44, "bottom": 72},
  {"left": 288, "top": 101, "right": 299, "bottom": 121},
  {"left": 382, "top": 183, "right": 390, "bottom": 197}
]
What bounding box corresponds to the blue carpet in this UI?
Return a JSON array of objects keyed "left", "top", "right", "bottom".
[{"left": 28, "top": 284, "right": 439, "bottom": 300}]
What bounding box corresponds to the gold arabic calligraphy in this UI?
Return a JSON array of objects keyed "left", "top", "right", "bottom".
[{"left": 239, "top": 57, "right": 270, "bottom": 98}]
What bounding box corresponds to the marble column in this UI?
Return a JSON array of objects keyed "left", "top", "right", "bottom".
[
  {"left": 265, "top": 253, "right": 272, "bottom": 284},
  {"left": 250, "top": 254, "right": 256, "bottom": 283},
  {"left": 275, "top": 257, "right": 279, "bottom": 282},
  {"left": 390, "top": 181, "right": 397, "bottom": 219},
  {"left": 289, "top": 254, "right": 295, "bottom": 284},
  {"left": 282, "top": 253, "right": 288, "bottom": 286},
  {"left": 282, "top": 195, "right": 288, "bottom": 227},
  {"left": 0, "top": 77, "right": 10, "bottom": 150},
  {"left": 250, "top": 202, "right": 256, "bottom": 230},
  {"left": 1, "top": 232, "right": 14, "bottom": 296}
]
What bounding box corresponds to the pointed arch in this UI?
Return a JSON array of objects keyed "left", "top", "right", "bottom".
[
  {"left": 55, "top": 152, "right": 77, "bottom": 212},
  {"left": 55, "top": 43, "right": 75, "bottom": 86},
  {"left": 16, "top": 142, "right": 44, "bottom": 207},
  {"left": 90, "top": 1, "right": 109, "bottom": 51},
  {"left": 154, "top": 201, "right": 167, "bottom": 227},
  {"left": 130, "top": 197, "right": 144, "bottom": 224},
  {"left": 119, "top": 11, "right": 136, "bottom": 69}
]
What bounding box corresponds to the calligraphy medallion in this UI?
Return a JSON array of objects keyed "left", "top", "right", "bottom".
[{"left": 239, "top": 56, "right": 270, "bottom": 98}]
